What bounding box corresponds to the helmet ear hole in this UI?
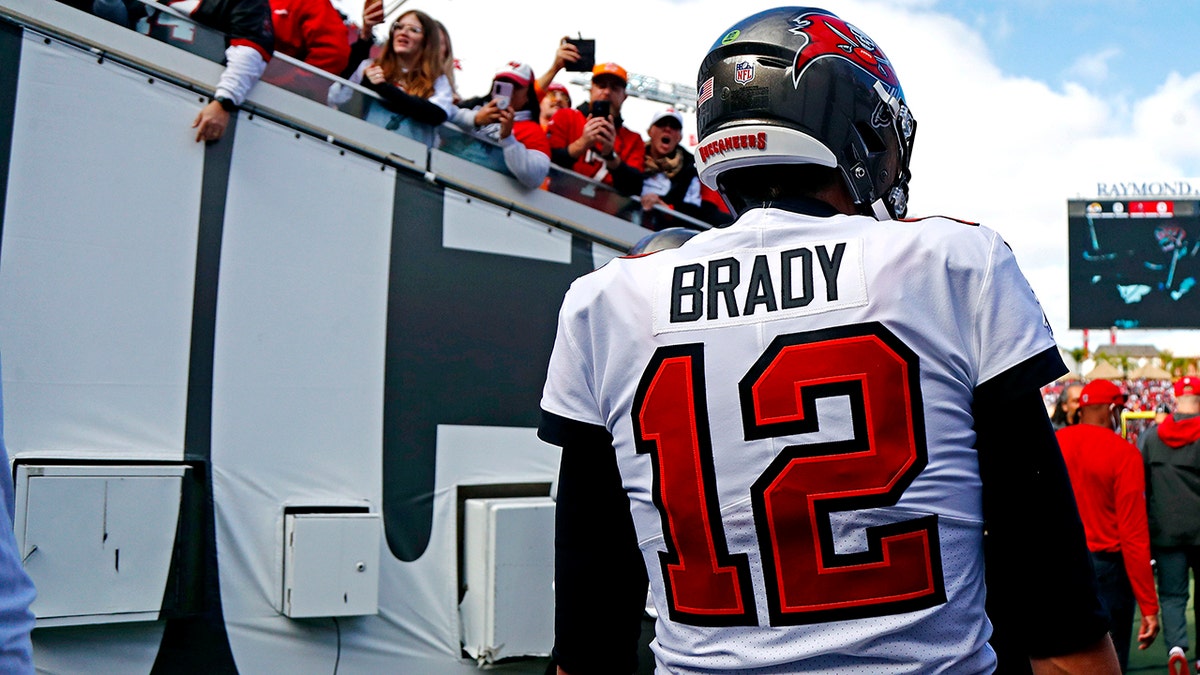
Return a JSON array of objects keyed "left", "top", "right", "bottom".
[
  {"left": 854, "top": 121, "right": 886, "bottom": 155},
  {"left": 756, "top": 56, "right": 791, "bottom": 70}
]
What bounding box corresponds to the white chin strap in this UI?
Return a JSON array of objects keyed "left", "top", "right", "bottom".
[{"left": 870, "top": 198, "right": 893, "bottom": 221}]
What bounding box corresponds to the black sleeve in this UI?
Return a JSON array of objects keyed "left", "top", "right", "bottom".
[
  {"left": 550, "top": 147, "right": 576, "bottom": 170},
  {"left": 610, "top": 161, "right": 644, "bottom": 198},
  {"left": 363, "top": 81, "right": 449, "bottom": 126},
  {"left": 976, "top": 358, "right": 1109, "bottom": 665},
  {"left": 341, "top": 46, "right": 372, "bottom": 80},
  {"left": 542, "top": 411, "right": 648, "bottom": 675},
  {"left": 224, "top": 0, "right": 274, "bottom": 55}
]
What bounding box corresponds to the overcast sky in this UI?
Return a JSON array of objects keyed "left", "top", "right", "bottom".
[{"left": 347, "top": 0, "right": 1200, "bottom": 356}]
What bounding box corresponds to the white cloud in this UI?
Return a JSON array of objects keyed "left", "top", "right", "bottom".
[
  {"left": 1065, "top": 47, "right": 1121, "bottom": 85},
  {"left": 1132, "top": 72, "right": 1200, "bottom": 176}
]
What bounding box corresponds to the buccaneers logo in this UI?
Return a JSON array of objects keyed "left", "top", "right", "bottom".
[{"left": 789, "top": 12, "right": 899, "bottom": 89}]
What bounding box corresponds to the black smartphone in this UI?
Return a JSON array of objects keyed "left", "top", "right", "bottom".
[
  {"left": 564, "top": 38, "right": 595, "bottom": 73},
  {"left": 590, "top": 99, "right": 611, "bottom": 119}
]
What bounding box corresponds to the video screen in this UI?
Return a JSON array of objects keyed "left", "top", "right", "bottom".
[{"left": 1068, "top": 198, "right": 1200, "bottom": 329}]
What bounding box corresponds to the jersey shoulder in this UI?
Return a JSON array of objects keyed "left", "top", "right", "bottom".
[
  {"left": 899, "top": 214, "right": 979, "bottom": 228},
  {"left": 871, "top": 214, "right": 1001, "bottom": 272},
  {"left": 559, "top": 245, "right": 672, "bottom": 314}
]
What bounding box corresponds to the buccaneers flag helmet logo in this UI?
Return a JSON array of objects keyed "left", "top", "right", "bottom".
[{"left": 789, "top": 11, "right": 900, "bottom": 89}]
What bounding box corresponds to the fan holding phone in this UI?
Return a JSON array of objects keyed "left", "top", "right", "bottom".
[
  {"left": 448, "top": 61, "right": 551, "bottom": 189},
  {"left": 546, "top": 62, "right": 646, "bottom": 197}
]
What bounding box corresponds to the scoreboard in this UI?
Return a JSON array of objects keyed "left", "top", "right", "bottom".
[{"left": 1068, "top": 198, "right": 1200, "bottom": 329}]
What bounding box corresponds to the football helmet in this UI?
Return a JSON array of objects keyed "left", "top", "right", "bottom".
[
  {"left": 627, "top": 227, "right": 700, "bottom": 255},
  {"left": 695, "top": 7, "right": 916, "bottom": 219},
  {"left": 1155, "top": 224, "right": 1186, "bottom": 252}
]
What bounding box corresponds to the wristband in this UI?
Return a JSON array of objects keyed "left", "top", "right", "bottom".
[{"left": 214, "top": 96, "right": 237, "bottom": 112}]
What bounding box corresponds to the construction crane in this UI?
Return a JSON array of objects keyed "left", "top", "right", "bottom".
[{"left": 569, "top": 72, "right": 698, "bottom": 112}]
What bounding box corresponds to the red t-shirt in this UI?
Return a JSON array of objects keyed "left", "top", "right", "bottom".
[
  {"left": 511, "top": 118, "right": 550, "bottom": 157},
  {"left": 1056, "top": 423, "right": 1159, "bottom": 616},
  {"left": 547, "top": 107, "right": 644, "bottom": 185}
]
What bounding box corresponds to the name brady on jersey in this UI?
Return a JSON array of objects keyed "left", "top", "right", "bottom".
[{"left": 655, "top": 238, "right": 868, "bottom": 334}]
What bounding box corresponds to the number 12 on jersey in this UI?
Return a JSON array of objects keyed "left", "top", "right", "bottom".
[{"left": 632, "top": 322, "right": 946, "bottom": 627}]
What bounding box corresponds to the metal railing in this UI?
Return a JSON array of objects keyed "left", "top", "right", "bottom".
[{"left": 74, "top": 0, "right": 711, "bottom": 235}]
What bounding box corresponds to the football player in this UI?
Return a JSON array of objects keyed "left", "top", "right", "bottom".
[{"left": 540, "top": 7, "right": 1118, "bottom": 674}]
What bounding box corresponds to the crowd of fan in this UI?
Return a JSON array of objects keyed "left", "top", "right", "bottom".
[
  {"left": 74, "top": 0, "right": 732, "bottom": 230},
  {"left": 1044, "top": 378, "right": 1176, "bottom": 445},
  {"left": 1046, "top": 380, "right": 1174, "bottom": 417},
  {"left": 324, "top": 3, "right": 732, "bottom": 228}
]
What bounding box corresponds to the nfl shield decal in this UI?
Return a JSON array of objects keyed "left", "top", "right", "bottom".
[{"left": 734, "top": 60, "right": 755, "bottom": 85}]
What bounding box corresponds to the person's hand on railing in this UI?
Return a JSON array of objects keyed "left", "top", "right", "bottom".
[
  {"left": 640, "top": 193, "right": 664, "bottom": 211},
  {"left": 193, "top": 101, "right": 230, "bottom": 142}
]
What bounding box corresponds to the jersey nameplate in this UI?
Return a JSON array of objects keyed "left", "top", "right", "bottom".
[{"left": 653, "top": 238, "right": 867, "bottom": 334}]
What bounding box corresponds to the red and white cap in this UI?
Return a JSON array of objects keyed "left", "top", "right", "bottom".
[
  {"left": 494, "top": 61, "right": 534, "bottom": 86},
  {"left": 1175, "top": 376, "right": 1200, "bottom": 397},
  {"left": 1079, "top": 380, "right": 1127, "bottom": 407}
]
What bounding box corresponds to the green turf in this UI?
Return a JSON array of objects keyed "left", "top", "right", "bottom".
[{"left": 1129, "top": 571, "right": 1196, "bottom": 672}]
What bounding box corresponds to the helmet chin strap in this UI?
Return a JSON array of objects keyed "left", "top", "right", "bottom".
[{"left": 870, "top": 198, "right": 893, "bottom": 221}]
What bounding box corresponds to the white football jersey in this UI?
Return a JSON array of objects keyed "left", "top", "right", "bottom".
[{"left": 541, "top": 206, "right": 1059, "bottom": 674}]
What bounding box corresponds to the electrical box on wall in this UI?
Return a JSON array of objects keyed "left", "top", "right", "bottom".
[
  {"left": 460, "top": 497, "right": 555, "bottom": 663},
  {"left": 13, "top": 464, "right": 189, "bottom": 627},
  {"left": 282, "top": 513, "right": 381, "bottom": 618}
]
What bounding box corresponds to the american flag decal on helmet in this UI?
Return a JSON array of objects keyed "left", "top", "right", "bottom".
[{"left": 698, "top": 77, "right": 714, "bottom": 106}]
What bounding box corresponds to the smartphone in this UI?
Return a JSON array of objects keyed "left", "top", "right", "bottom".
[
  {"left": 590, "top": 99, "right": 611, "bottom": 119},
  {"left": 491, "top": 80, "right": 513, "bottom": 110},
  {"left": 564, "top": 38, "right": 595, "bottom": 73}
]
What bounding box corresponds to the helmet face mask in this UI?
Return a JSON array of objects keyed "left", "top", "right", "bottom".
[{"left": 696, "top": 7, "right": 916, "bottom": 219}]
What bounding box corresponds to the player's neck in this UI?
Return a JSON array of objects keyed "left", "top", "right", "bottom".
[{"left": 810, "top": 182, "right": 857, "bottom": 216}]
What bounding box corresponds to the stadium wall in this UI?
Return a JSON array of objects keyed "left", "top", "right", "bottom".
[{"left": 0, "top": 2, "right": 635, "bottom": 671}]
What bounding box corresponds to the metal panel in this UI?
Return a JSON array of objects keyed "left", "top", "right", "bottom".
[
  {"left": 14, "top": 465, "right": 187, "bottom": 626},
  {"left": 461, "top": 497, "right": 555, "bottom": 662},
  {"left": 283, "top": 514, "right": 381, "bottom": 618}
]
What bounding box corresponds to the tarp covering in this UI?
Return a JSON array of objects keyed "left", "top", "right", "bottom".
[
  {"left": 1084, "top": 361, "right": 1125, "bottom": 380},
  {"left": 0, "top": 22, "right": 623, "bottom": 674},
  {"left": 1129, "top": 363, "right": 1173, "bottom": 380}
]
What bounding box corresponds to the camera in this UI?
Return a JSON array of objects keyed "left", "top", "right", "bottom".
[
  {"left": 564, "top": 38, "right": 595, "bottom": 73},
  {"left": 590, "top": 100, "right": 611, "bottom": 119}
]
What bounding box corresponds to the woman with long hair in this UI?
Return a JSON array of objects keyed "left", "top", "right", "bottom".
[{"left": 328, "top": 9, "right": 455, "bottom": 143}]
